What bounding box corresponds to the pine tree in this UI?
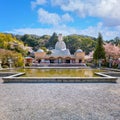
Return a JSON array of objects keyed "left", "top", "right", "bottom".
[
  {"left": 45, "top": 32, "right": 58, "bottom": 49},
  {"left": 93, "top": 33, "right": 105, "bottom": 60}
]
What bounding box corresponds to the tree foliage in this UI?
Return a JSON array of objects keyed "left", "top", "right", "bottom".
[
  {"left": 64, "top": 35, "right": 96, "bottom": 54},
  {"left": 45, "top": 32, "right": 58, "bottom": 49},
  {"left": 104, "top": 43, "right": 120, "bottom": 59},
  {"left": 0, "top": 33, "right": 27, "bottom": 56},
  {"left": 106, "top": 36, "right": 120, "bottom": 46},
  {"left": 93, "top": 33, "right": 105, "bottom": 60},
  {"left": 16, "top": 33, "right": 97, "bottom": 54},
  {"left": 18, "top": 34, "right": 50, "bottom": 50},
  {"left": 0, "top": 49, "right": 24, "bottom": 67}
]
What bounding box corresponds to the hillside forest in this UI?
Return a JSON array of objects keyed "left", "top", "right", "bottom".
[{"left": 1, "top": 32, "right": 120, "bottom": 55}]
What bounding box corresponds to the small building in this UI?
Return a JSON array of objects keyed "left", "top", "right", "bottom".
[
  {"left": 34, "top": 34, "right": 85, "bottom": 64},
  {"left": 25, "top": 56, "right": 34, "bottom": 66}
]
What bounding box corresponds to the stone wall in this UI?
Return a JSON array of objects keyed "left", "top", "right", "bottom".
[
  {"left": 0, "top": 72, "right": 17, "bottom": 77},
  {"left": 3, "top": 76, "right": 117, "bottom": 83}
]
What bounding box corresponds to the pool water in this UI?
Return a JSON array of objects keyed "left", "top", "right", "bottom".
[{"left": 13, "top": 68, "right": 104, "bottom": 77}]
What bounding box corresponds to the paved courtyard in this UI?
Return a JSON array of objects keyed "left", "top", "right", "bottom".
[{"left": 0, "top": 78, "right": 120, "bottom": 120}]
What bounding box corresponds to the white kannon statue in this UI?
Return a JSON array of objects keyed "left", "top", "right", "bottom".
[
  {"left": 58, "top": 33, "right": 63, "bottom": 41},
  {"left": 51, "top": 34, "right": 71, "bottom": 56},
  {"left": 55, "top": 34, "right": 67, "bottom": 50}
]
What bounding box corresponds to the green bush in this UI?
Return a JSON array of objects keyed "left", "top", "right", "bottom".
[{"left": 2, "top": 65, "right": 9, "bottom": 68}]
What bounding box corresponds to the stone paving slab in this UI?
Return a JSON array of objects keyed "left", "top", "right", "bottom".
[{"left": 0, "top": 78, "right": 120, "bottom": 120}]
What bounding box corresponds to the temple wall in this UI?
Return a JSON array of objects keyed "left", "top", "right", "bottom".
[
  {"left": 75, "top": 52, "right": 85, "bottom": 63},
  {"left": 34, "top": 52, "right": 46, "bottom": 59}
]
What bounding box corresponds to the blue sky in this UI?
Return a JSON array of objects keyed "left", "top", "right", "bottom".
[{"left": 0, "top": 0, "right": 120, "bottom": 40}]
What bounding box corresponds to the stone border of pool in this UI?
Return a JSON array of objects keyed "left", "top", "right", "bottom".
[
  {"left": 25, "top": 66, "right": 90, "bottom": 69},
  {"left": 0, "top": 72, "right": 19, "bottom": 77},
  {"left": 2, "top": 72, "right": 117, "bottom": 83}
]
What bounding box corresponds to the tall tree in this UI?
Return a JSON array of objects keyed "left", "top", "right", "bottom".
[
  {"left": 45, "top": 32, "right": 58, "bottom": 49},
  {"left": 93, "top": 33, "right": 105, "bottom": 60},
  {"left": 21, "top": 34, "right": 38, "bottom": 48},
  {"left": 104, "top": 43, "right": 120, "bottom": 59}
]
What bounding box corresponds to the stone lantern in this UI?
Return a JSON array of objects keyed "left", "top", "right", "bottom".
[{"left": 8, "top": 58, "right": 13, "bottom": 69}]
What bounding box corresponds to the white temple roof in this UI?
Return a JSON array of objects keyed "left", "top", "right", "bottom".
[
  {"left": 76, "top": 49, "right": 83, "bottom": 52},
  {"left": 36, "top": 49, "right": 44, "bottom": 52}
]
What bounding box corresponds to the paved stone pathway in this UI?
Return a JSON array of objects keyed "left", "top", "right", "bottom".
[{"left": 0, "top": 77, "right": 120, "bottom": 120}]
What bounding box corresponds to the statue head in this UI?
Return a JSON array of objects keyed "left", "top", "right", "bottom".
[{"left": 58, "top": 34, "right": 63, "bottom": 41}]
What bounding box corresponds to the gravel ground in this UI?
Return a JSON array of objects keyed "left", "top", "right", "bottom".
[{"left": 0, "top": 78, "right": 120, "bottom": 120}]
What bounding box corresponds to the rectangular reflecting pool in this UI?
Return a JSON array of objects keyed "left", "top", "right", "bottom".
[
  {"left": 13, "top": 68, "right": 104, "bottom": 77},
  {"left": 2, "top": 68, "right": 117, "bottom": 83}
]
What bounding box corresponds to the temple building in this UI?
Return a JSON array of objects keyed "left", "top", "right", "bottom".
[{"left": 34, "top": 34, "right": 85, "bottom": 64}]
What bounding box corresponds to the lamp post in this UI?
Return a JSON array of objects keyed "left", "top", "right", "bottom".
[
  {"left": 24, "top": 58, "right": 26, "bottom": 68},
  {"left": 118, "top": 58, "right": 120, "bottom": 69},
  {"left": 0, "top": 59, "right": 2, "bottom": 69},
  {"left": 109, "top": 57, "right": 113, "bottom": 68},
  {"left": 98, "top": 59, "right": 102, "bottom": 68},
  {"left": 14, "top": 57, "right": 18, "bottom": 67}
]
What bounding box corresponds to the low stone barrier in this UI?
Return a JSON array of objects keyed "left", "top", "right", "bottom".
[
  {"left": 104, "top": 72, "right": 120, "bottom": 77},
  {"left": 0, "top": 72, "right": 18, "bottom": 77},
  {"left": 1, "top": 70, "right": 118, "bottom": 83},
  {"left": 2, "top": 74, "right": 117, "bottom": 83},
  {"left": 102, "top": 68, "right": 120, "bottom": 72}
]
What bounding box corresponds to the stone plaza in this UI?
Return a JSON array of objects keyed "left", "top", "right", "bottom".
[{"left": 0, "top": 77, "right": 120, "bottom": 120}]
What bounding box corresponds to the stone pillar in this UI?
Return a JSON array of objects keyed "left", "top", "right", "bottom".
[
  {"left": 63, "top": 59, "right": 65, "bottom": 63},
  {"left": 41, "top": 59, "right": 45, "bottom": 63},
  {"left": 58, "top": 58, "right": 62, "bottom": 63}
]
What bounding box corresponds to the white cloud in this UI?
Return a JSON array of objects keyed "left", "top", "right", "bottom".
[
  {"left": 31, "top": 0, "right": 47, "bottom": 9},
  {"left": 62, "top": 13, "right": 73, "bottom": 22},
  {"left": 38, "top": 8, "right": 60, "bottom": 25},
  {"left": 38, "top": 8, "right": 73, "bottom": 25},
  {"left": 51, "top": 0, "right": 68, "bottom": 6},
  {"left": 6, "top": 26, "right": 76, "bottom": 36},
  {"left": 79, "top": 22, "right": 120, "bottom": 39},
  {"left": 51, "top": 0, "right": 120, "bottom": 26},
  {"left": 5, "top": 23, "right": 120, "bottom": 40}
]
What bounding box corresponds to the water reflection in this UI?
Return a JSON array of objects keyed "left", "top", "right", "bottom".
[
  {"left": 1, "top": 68, "right": 103, "bottom": 77},
  {"left": 16, "top": 68, "right": 102, "bottom": 77}
]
